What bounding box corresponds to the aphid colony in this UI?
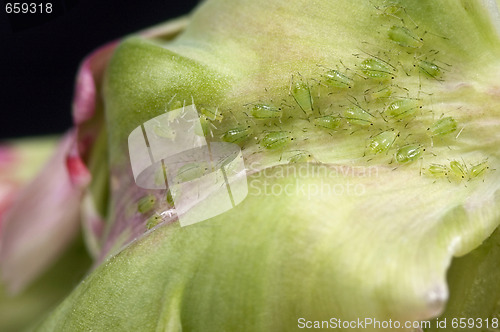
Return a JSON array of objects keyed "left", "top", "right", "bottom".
[
  {"left": 157, "top": 1, "right": 489, "bottom": 185},
  {"left": 133, "top": 1, "right": 494, "bottom": 232}
]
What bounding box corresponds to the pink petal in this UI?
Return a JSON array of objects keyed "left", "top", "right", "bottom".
[
  {"left": 0, "top": 22, "right": 190, "bottom": 292},
  {"left": 0, "top": 131, "right": 89, "bottom": 294},
  {"left": 72, "top": 41, "right": 118, "bottom": 126}
]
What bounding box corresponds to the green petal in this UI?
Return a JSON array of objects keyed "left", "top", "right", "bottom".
[{"left": 426, "top": 227, "right": 500, "bottom": 330}]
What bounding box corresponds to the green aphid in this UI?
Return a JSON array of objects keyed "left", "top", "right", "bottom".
[
  {"left": 429, "top": 117, "right": 457, "bottom": 136},
  {"left": 395, "top": 145, "right": 423, "bottom": 163},
  {"left": 288, "top": 151, "right": 315, "bottom": 163},
  {"left": 146, "top": 213, "right": 163, "bottom": 230},
  {"left": 137, "top": 194, "right": 156, "bottom": 214},
  {"left": 168, "top": 100, "right": 183, "bottom": 111},
  {"left": 372, "top": 0, "right": 405, "bottom": 17},
  {"left": 250, "top": 103, "right": 283, "bottom": 119},
  {"left": 385, "top": 99, "right": 420, "bottom": 119},
  {"left": 369, "top": 130, "right": 398, "bottom": 154},
  {"left": 388, "top": 25, "right": 423, "bottom": 48},
  {"left": 343, "top": 105, "right": 374, "bottom": 126},
  {"left": 200, "top": 106, "right": 223, "bottom": 121},
  {"left": 261, "top": 131, "right": 293, "bottom": 149},
  {"left": 382, "top": 3, "right": 402, "bottom": 16},
  {"left": 323, "top": 70, "right": 353, "bottom": 89},
  {"left": 418, "top": 60, "right": 441, "bottom": 79},
  {"left": 195, "top": 115, "right": 209, "bottom": 137},
  {"left": 221, "top": 126, "right": 252, "bottom": 144},
  {"left": 291, "top": 79, "right": 313, "bottom": 114},
  {"left": 426, "top": 163, "right": 449, "bottom": 177},
  {"left": 359, "top": 58, "right": 394, "bottom": 79},
  {"left": 313, "top": 115, "right": 343, "bottom": 130},
  {"left": 366, "top": 86, "right": 392, "bottom": 101},
  {"left": 449, "top": 160, "right": 467, "bottom": 180},
  {"left": 175, "top": 162, "right": 210, "bottom": 183},
  {"left": 469, "top": 161, "right": 489, "bottom": 179},
  {"left": 153, "top": 123, "right": 176, "bottom": 140}
]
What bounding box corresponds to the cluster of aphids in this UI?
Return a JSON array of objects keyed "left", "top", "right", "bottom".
[
  {"left": 425, "top": 160, "right": 490, "bottom": 183},
  {"left": 185, "top": 0, "right": 489, "bottom": 183}
]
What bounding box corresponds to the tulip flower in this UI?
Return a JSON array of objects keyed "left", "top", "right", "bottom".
[{"left": 1, "top": 0, "right": 500, "bottom": 331}]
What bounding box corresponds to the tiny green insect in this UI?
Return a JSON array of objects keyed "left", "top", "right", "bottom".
[
  {"left": 313, "top": 115, "right": 343, "bottom": 130},
  {"left": 221, "top": 126, "right": 252, "bottom": 144},
  {"left": 468, "top": 161, "right": 489, "bottom": 179},
  {"left": 372, "top": 0, "right": 406, "bottom": 18},
  {"left": 343, "top": 104, "right": 374, "bottom": 126},
  {"left": 249, "top": 103, "right": 283, "bottom": 119},
  {"left": 200, "top": 106, "right": 223, "bottom": 121},
  {"left": 146, "top": 213, "right": 162, "bottom": 230},
  {"left": 359, "top": 57, "right": 395, "bottom": 79},
  {"left": 291, "top": 76, "right": 313, "bottom": 114},
  {"left": 426, "top": 163, "right": 449, "bottom": 177},
  {"left": 288, "top": 151, "right": 315, "bottom": 163},
  {"left": 195, "top": 115, "right": 210, "bottom": 137},
  {"left": 449, "top": 160, "right": 467, "bottom": 180},
  {"left": 368, "top": 130, "right": 398, "bottom": 154},
  {"left": 385, "top": 99, "right": 420, "bottom": 119},
  {"left": 418, "top": 60, "right": 441, "bottom": 79},
  {"left": 387, "top": 25, "right": 423, "bottom": 48},
  {"left": 137, "top": 194, "right": 157, "bottom": 214},
  {"left": 261, "top": 131, "right": 293, "bottom": 149},
  {"left": 168, "top": 100, "right": 183, "bottom": 111},
  {"left": 365, "top": 85, "right": 392, "bottom": 101},
  {"left": 153, "top": 123, "right": 176, "bottom": 140},
  {"left": 429, "top": 117, "right": 457, "bottom": 136},
  {"left": 323, "top": 69, "right": 353, "bottom": 89},
  {"left": 175, "top": 162, "right": 210, "bottom": 183},
  {"left": 395, "top": 145, "right": 423, "bottom": 163}
]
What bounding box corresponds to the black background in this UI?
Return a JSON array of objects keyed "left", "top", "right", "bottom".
[{"left": 0, "top": 0, "right": 200, "bottom": 139}]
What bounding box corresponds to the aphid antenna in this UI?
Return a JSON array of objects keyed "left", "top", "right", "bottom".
[
  {"left": 364, "top": 50, "right": 397, "bottom": 72},
  {"left": 316, "top": 63, "right": 332, "bottom": 71},
  {"left": 226, "top": 109, "right": 241, "bottom": 125},
  {"left": 390, "top": 83, "right": 410, "bottom": 96},
  {"left": 360, "top": 40, "right": 390, "bottom": 55},
  {"left": 455, "top": 126, "right": 465, "bottom": 139},
  {"left": 461, "top": 157, "right": 469, "bottom": 172},
  {"left": 352, "top": 71, "right": 370, "bottom": 80},
  {"left": 164, "top": 93, "right": 178, "bottom": 111},
  {"left": 402, "top": 10, "right": 418, "bottom": 29},
  {"left": 311, "top": 77, "right": 328, "bottom": 89},
  {"left": 423, "top": 30, "right": 450, "bottom": 41},
  {"left": 280, "top": 99, "right": 290, "bottom": 106},
  {"left": 394, "top": 60, "right": 411, "bottom": 77},
  {"left": 288, "top": 75, "right": 294, "bottom": 96},
  {"left": 338, "top": 59, "right": 350, "bottom": 71}
]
